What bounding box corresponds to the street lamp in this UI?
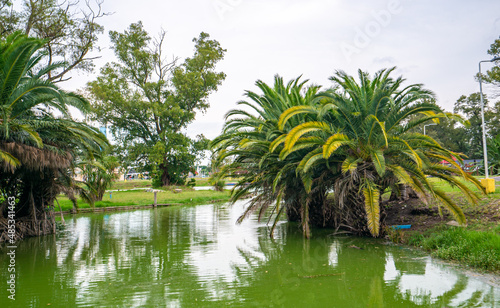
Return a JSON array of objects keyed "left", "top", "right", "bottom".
[
  {"left": 478, "top": 56, "right": 500, "bottom": 179},
  {"left": 423, "top": 123, "right": 437, "bottom": 135}
]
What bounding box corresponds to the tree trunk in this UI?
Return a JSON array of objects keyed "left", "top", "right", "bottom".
[
  {"left": 389, "top": 184, "right": 419, "bottom": 201},
  {"left": 160, "top": 163, "right": 171, "bottom": 186}
]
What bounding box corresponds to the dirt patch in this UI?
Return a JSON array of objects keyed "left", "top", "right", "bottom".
[{"left": 382, "top": 195, "right": 500, "bottom": 233}]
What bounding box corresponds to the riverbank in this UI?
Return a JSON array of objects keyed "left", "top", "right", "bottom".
[
  {"left": 108, "top": 177, "right": 238, "bottom": 190},
  {"left": 384, "top": 179, "right": 500, "bottom": 274},
  {"left": 55, "top": 188, "right": 231, "bottom": 213}
]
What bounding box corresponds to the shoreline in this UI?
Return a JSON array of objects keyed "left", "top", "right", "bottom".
[{"left": 55, "top": 199, "right": 230, "bottom": 216}]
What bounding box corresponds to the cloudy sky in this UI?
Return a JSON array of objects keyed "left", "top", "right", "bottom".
[{"left": 65, "top": 0, "right": 500, "bottom": 140}]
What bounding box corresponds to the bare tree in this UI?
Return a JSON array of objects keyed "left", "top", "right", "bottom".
[{"left": 1, "top": 0, "right": 111, "bottom": 82}]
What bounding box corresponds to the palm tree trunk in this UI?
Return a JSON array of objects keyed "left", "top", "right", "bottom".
[{"left": 29, "top": 186, "right": 38, "bottom": 235}]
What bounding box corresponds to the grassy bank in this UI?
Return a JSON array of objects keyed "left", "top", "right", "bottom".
[
  {"left": 109, "top": 177, "right": 214, "bottom": 189},
  {"left": 110, "top": 179, "right": 152, "bottom": 190},
  {"left": 108, "top": 177, "right": 241, "bottom": 190},
  {"left": 387, "top": 178, "right": 500, "bottom": 274},
  {"left": 407, "top": 226, "right": 500, "bottom": 273},
  {"left": 56, "top": 189, "right": 231, "bottom": 212}
]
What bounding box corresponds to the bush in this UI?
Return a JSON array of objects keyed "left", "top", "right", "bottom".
[
  {"left": 213, "top": 180, "right": 225, "bottom": 192},
  {"left": 186, "top": 178, "right": 196, "bottom": 188}
]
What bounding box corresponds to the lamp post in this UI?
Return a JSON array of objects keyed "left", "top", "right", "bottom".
[
  {"left": 478, "top": 56, "right": 500, "bottom": 179},
  {"left": 423, "top": 123, "right": 437, "bottom": 135}
]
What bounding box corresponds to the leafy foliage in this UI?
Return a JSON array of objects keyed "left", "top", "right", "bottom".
[
  {"left": 452, "top": 93, "right": 495, "bottom": 158},
  {"left": 78, "top": 153, "right": 120, "bottom": 207},
  {"left": 280, "top": 68, "right": 484, "bottom": 237},
  {"left": 483, "top": 35, "right": 500, "bottom": 90},
  {"left": 0, "top": 0, "right": 108, "bottom": 82},
  {"left": 87, "top": 22, "right": 225, "bottom": 186},
  {"left": 487, "top": 134, "right": 500, "bottom": 175}
]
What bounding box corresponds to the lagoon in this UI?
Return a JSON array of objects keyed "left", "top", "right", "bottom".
[{"left": 1, "top": 202, "right": 499, "bottom": 307}]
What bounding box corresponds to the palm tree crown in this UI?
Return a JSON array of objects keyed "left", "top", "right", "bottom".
[
  {"left": 280, "top": 68, "right": 483, "bottom": 236},
  {"left": 213, "top": 68, "right": 484, "bottom": 238}
]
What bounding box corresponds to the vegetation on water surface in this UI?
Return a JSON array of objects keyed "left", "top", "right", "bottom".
[{"left": 212, "top": 68, "right": 485, "bottom": 238}]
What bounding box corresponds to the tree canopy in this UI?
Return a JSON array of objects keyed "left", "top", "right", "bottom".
[
  {"left": 0, "top": 0, "right": 108, "bottom": 83},
  {"left": 87, "top": 22, "right": 226, "bottom": 186},
  {"left": 483, "top": 35, "right": 500, "bottom": 90}
]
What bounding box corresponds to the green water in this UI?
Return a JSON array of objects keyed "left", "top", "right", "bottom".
[{"left": 1, "top": 201, "right": 499, "bottom": 307}]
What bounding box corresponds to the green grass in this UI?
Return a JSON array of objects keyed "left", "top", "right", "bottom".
[
  {"left": 408, "top": 226, "right": 500, "bottom": 273},
  {"left": 192, "top": 177, "right": 211, "bottom": 186},
  {"left": 55, "top": 189, "right": 231, "bottom": 212},
  {"left": 396, "top": 176, "right": 500, "bottom": 273},
  {"left": 108, "top": 177, "right": 226, "bottom": 188},
  {"left": 109, "top": 179, "right": 152, "bottom": 190}
]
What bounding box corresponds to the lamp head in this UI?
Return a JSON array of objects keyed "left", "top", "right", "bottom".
[{"left": 492, "top": 56, "right": 500, "bottom": 62}]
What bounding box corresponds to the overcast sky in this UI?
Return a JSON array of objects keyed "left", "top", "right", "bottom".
[{"left": 64, "top": 0, "right": 500, "bottom": 140}]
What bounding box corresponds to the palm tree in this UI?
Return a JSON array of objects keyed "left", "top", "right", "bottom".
[
  {"left": 280, "top": 68, "right": 484, "bottom": 237},
  {"left": 211, "top": 76, "right": 330, "bottom": 238},
  {"left": 78, "top": 153, "right": 120, "bottom": 208},
  {"left": 0, "top": 32, "right": 109, "bottom": 241}
]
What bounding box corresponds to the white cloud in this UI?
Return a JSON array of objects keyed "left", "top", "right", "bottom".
[{"left": 61, "top": 0, "right": 500, "bottom": 140}]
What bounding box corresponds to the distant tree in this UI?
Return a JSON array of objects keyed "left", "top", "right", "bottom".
[
  {"left": 453, "top": 93, "right": 497, "bottom": 158},
  {"left": 405, "top": 100, "right": 470, "bottom": 155},
  {"left": 0, "top": 0, "right": 108, "bottom": 83},
  {"left": 488, "top": 134, "right": 500, "bottom": 176},
  {"left": 489, "top": 100, "right": 500, "bottom": 138},
  {"left": 482, "top": 35, "right": 500, "bottom": 91},
  {"left": 87, "top": 22, "right": 225, "bottom": 186}
]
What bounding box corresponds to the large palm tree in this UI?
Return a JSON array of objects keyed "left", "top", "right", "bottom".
[
  {"left": 280, "top": 68, "right": 484, "bottom": 237},
  {"left": 211, "top": 76, "right": 330, "bottom": 238},
  {"left": 0, "top": 32, "right": 109, "bottom": 241},
  {"left": 0, "top": 32, "right": 92, "bottom": 166}
]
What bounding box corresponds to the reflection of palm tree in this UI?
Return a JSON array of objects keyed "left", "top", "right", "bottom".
[
  {"left": 231, "top": 226, "right": 498, "bottom": 307},
  {"left": 229, "top": 225, "right": 393, "bottom": 307}
]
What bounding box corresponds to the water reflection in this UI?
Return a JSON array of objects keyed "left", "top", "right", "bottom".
[
  {"left": 1, "top": 201, "right": 498, "bottom": 307},
  {"left": 384, "top": 254, "right": 496, "bottom": 307}
]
